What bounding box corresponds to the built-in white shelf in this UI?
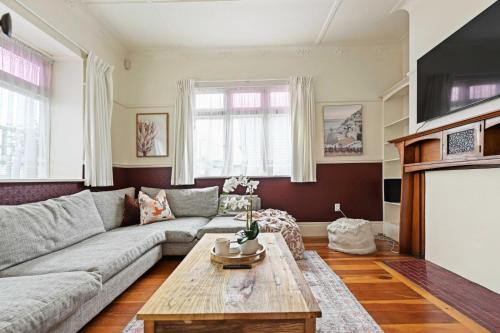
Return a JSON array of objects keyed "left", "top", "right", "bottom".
[
  {"left": 381, "top": 76, "right": 410, "bottom": 102},
  {"left": 382, "top": 74, "right": 410, "bottom": 242},
  {"left": 384, "top": 116, "right": 409, "bottom": 128}
]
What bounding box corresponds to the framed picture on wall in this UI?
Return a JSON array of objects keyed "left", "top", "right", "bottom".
[
  {"left": 136, "top": 113, "right": 168, "bottom": 157},
  {"left": 323, "top": 104, "right": 363, "bottom": 156}
]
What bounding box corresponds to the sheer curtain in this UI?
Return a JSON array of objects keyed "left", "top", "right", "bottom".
[
  {"left": 193, "top": 84, "right": 291, "bottom": 178},
  {"left": 84, "top": 52, "right": 114, "bottom": 186},
  {"left": 0, "top": 35, "right": 52, "bottom": 179},
  {"left": 289, "top": 76, "right": 316, "bottom": 182}
]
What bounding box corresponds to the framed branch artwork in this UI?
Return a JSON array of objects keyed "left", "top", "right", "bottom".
[
  {"left": 323, "top": 104, "right": 363, "bottom": 156},
  {"left": 136, "top": 113, "right": 168, "bottom": 157}
]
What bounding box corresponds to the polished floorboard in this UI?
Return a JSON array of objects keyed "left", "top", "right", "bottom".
[{"left": 80, "top": 237, "right": 484, "bottom": 333}]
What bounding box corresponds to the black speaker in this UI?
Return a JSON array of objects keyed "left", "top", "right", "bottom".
[
  {"left": 0, "top": 13, "right": 12, "bottom": 37},
  {"left": 384, "top": 178, "right": 401, "bottom": 203}
]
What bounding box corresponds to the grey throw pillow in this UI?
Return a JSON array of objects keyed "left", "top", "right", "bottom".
[
  {"left": 141, "top": 186, "right": 219, "bottom": 218},
  {"left": 91, "top": 187, "right": 136, "bottom": 230}
]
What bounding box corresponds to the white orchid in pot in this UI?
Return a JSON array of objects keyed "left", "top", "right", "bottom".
[{"left": 222, "top": 176, "right": 260, "bottom": 254}]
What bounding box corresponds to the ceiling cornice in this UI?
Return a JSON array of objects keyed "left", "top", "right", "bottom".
[
  {"left": 315, "top": 0, "right": 343, "bottom": 45},
  {"left": 82, "top": 0, "right": 240, "bottom": 4},
  {"left": 127, "top": 42, "right": 404, "bottom": 59}
]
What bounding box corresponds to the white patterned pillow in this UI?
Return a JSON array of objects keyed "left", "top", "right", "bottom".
[{"left": 138, "top": 190, "right": 175, "bottom": 225}]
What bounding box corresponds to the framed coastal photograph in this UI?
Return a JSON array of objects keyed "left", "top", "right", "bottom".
[
  {"left": 323, "top": 104, "right": 363, "bottom": 156},
  {"left": 136, "top": 113, "right": 168, "bottom": 157}
]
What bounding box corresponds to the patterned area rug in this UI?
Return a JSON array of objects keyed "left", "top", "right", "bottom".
[{"left": 122, "top": 250, "right": 381, "bottom": 333}]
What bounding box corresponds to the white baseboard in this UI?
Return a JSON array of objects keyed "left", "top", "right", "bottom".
[
  {"left": 297, "top": 221, "right": 383, "bottom": 237},
  {"left": 383, "top": 222, "right": 400, "bottom": 242}
]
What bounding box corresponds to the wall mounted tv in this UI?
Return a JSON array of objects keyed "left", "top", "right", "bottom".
[{"left": 417, "top": 2, "right": 500, "bottom": 123}]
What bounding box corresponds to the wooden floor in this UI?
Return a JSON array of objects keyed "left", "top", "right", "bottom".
[{"left": 81, "top": 237, "right": 485, "bottom": 333}]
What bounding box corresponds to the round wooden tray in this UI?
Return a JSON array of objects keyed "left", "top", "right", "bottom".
[{"left": 210, "top": 244, "right": 266, "bottom": 265}]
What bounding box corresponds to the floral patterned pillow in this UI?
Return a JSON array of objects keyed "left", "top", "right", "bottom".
[{"left": 138, "top": 190, "right": 175, "bottom": 225}]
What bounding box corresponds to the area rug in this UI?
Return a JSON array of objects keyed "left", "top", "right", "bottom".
[{"left": 122, "top": 250, "right": 382, "bottom": 333}]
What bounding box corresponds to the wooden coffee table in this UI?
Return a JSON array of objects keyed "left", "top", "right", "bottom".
[{"left": 137, "top": 233, "right": 321, "bottom": 333}]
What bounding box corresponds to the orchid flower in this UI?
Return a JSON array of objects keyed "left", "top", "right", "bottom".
[{"left": 222, "top": 175, "right": 259, "bottom": 236}]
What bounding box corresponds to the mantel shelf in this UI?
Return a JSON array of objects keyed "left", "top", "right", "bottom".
[{"left": 404, "top": 156, "right": 500, "bottom": 173}]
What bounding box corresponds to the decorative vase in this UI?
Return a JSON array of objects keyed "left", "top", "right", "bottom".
[{"left": 240, "top": 238, "right": 259, "bottom": 255}]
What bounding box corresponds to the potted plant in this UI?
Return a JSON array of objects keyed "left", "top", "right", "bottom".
[{"left": 222, "top": 176, "right": 260, "bottom": 255}]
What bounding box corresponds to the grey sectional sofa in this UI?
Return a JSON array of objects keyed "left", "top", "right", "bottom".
[{"left": 0, "top": 186, "right": 259, "bottom": 333}]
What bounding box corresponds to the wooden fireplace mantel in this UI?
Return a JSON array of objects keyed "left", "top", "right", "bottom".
[{"left": 389, "top": 110, "right": 500, "bottom": 258}]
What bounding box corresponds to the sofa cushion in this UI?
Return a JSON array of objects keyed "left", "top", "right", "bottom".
[
  {"left": 196, "top": 216, "right": 246, "bottom": 239},
  {"left": 141, "top": 186, "right": 219, "bottom": 218},
  {"left": 91, "top": 187, "right": 135, "bottom": 230},
  {"left": 0, "top": 190, "right": 106, "bottom": 271},
  {"left": 163, "top": 217, "right": 209, "bottom": 243},
  {"left": 0, "top": 271, "right": 101, "bottom": 333},
  {"left": 0, "top": 223, "right": 169, "bottom": 282}
]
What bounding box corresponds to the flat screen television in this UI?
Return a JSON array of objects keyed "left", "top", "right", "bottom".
[{"left": 417, "top": 2, "right": 500, "bottom": 123}]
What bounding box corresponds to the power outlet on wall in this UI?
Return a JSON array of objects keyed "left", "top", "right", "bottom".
[{"left": 334, "top": 203, "right": 341, "bottom": 212}]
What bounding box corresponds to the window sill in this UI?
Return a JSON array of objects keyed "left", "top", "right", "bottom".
[{"left": 0, "top": 179, "right": 84, "bottom": 183}]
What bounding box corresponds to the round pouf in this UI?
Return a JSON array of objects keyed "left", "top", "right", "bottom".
[{"left": 327, "top": 218, "right": 376, "bottom": 255}]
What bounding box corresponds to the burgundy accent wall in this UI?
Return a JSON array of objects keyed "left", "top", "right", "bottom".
[
  {"left": 0, "top": 182, "right": 84, "bottom": 205},
  {"left": 113, "top": 163, "right": 382, "bottom": 222},
  {"left": 0, "top": 182, "right": 120, "bottom": 205}
]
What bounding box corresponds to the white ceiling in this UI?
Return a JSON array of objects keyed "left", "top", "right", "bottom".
[{"left": 82, "top": 0, "right": 409, "bottom": 50}]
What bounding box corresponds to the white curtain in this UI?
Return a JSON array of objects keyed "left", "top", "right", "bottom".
[
  {"left": 193, "top": 85, "right": 291, "bottom": 178},
  {"left": 0, "top": 35, "right": 52, "bottom": 179},
  {"left": 171, "top": 79, "right": 195, "bottom": 185},
  {"left": 84, "top": 52, "right": 114, "bottom": 186},
  {"left": 289, "top": 76, "right": 316, "bottom": 182}
]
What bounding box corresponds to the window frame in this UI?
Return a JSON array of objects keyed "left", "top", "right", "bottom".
[{"left": 192, "top": 83, "right": 291, "bottom": 179}]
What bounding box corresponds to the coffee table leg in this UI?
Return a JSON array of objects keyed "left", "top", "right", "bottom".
[
  {"left": 305, "top": 318, "right": 316, "bottom": 333},
  {"left": 144, "top": 320, "right": 154, "bottom": 333}
]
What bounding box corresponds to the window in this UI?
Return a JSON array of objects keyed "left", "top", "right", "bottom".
[
  {"left": 193, "top": 84, "right": 291, "bottom": 178},
  {"left": 0, "top": 36, "right": 52, "bottom": 179}
]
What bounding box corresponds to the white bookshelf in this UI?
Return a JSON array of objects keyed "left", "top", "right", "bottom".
[{"left": 381, "top": 76, "right": 409, "bottom": 242}]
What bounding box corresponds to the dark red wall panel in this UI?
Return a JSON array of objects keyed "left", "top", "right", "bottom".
[
  {"left": 113, "top": 163, "right": 382, "bottom": 222},
  {"left": 0, "top": 182, "right": 84, "bottom": 205},
  {"left": 0, "top": 164, "right": 382, "bottom": 222}
]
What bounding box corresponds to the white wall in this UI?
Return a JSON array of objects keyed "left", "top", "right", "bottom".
[
  {"left": 112, "top": 45, "right": 404, "bottom": 167},
  {"left": 50, "top": 59, "right": 84, "bottom": 179},
  {"left": 403, "top": 0, "right": 498, "bottom": 132},
  {"left": 426, "top": 169, "right": 500, "bottom": 293}
]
